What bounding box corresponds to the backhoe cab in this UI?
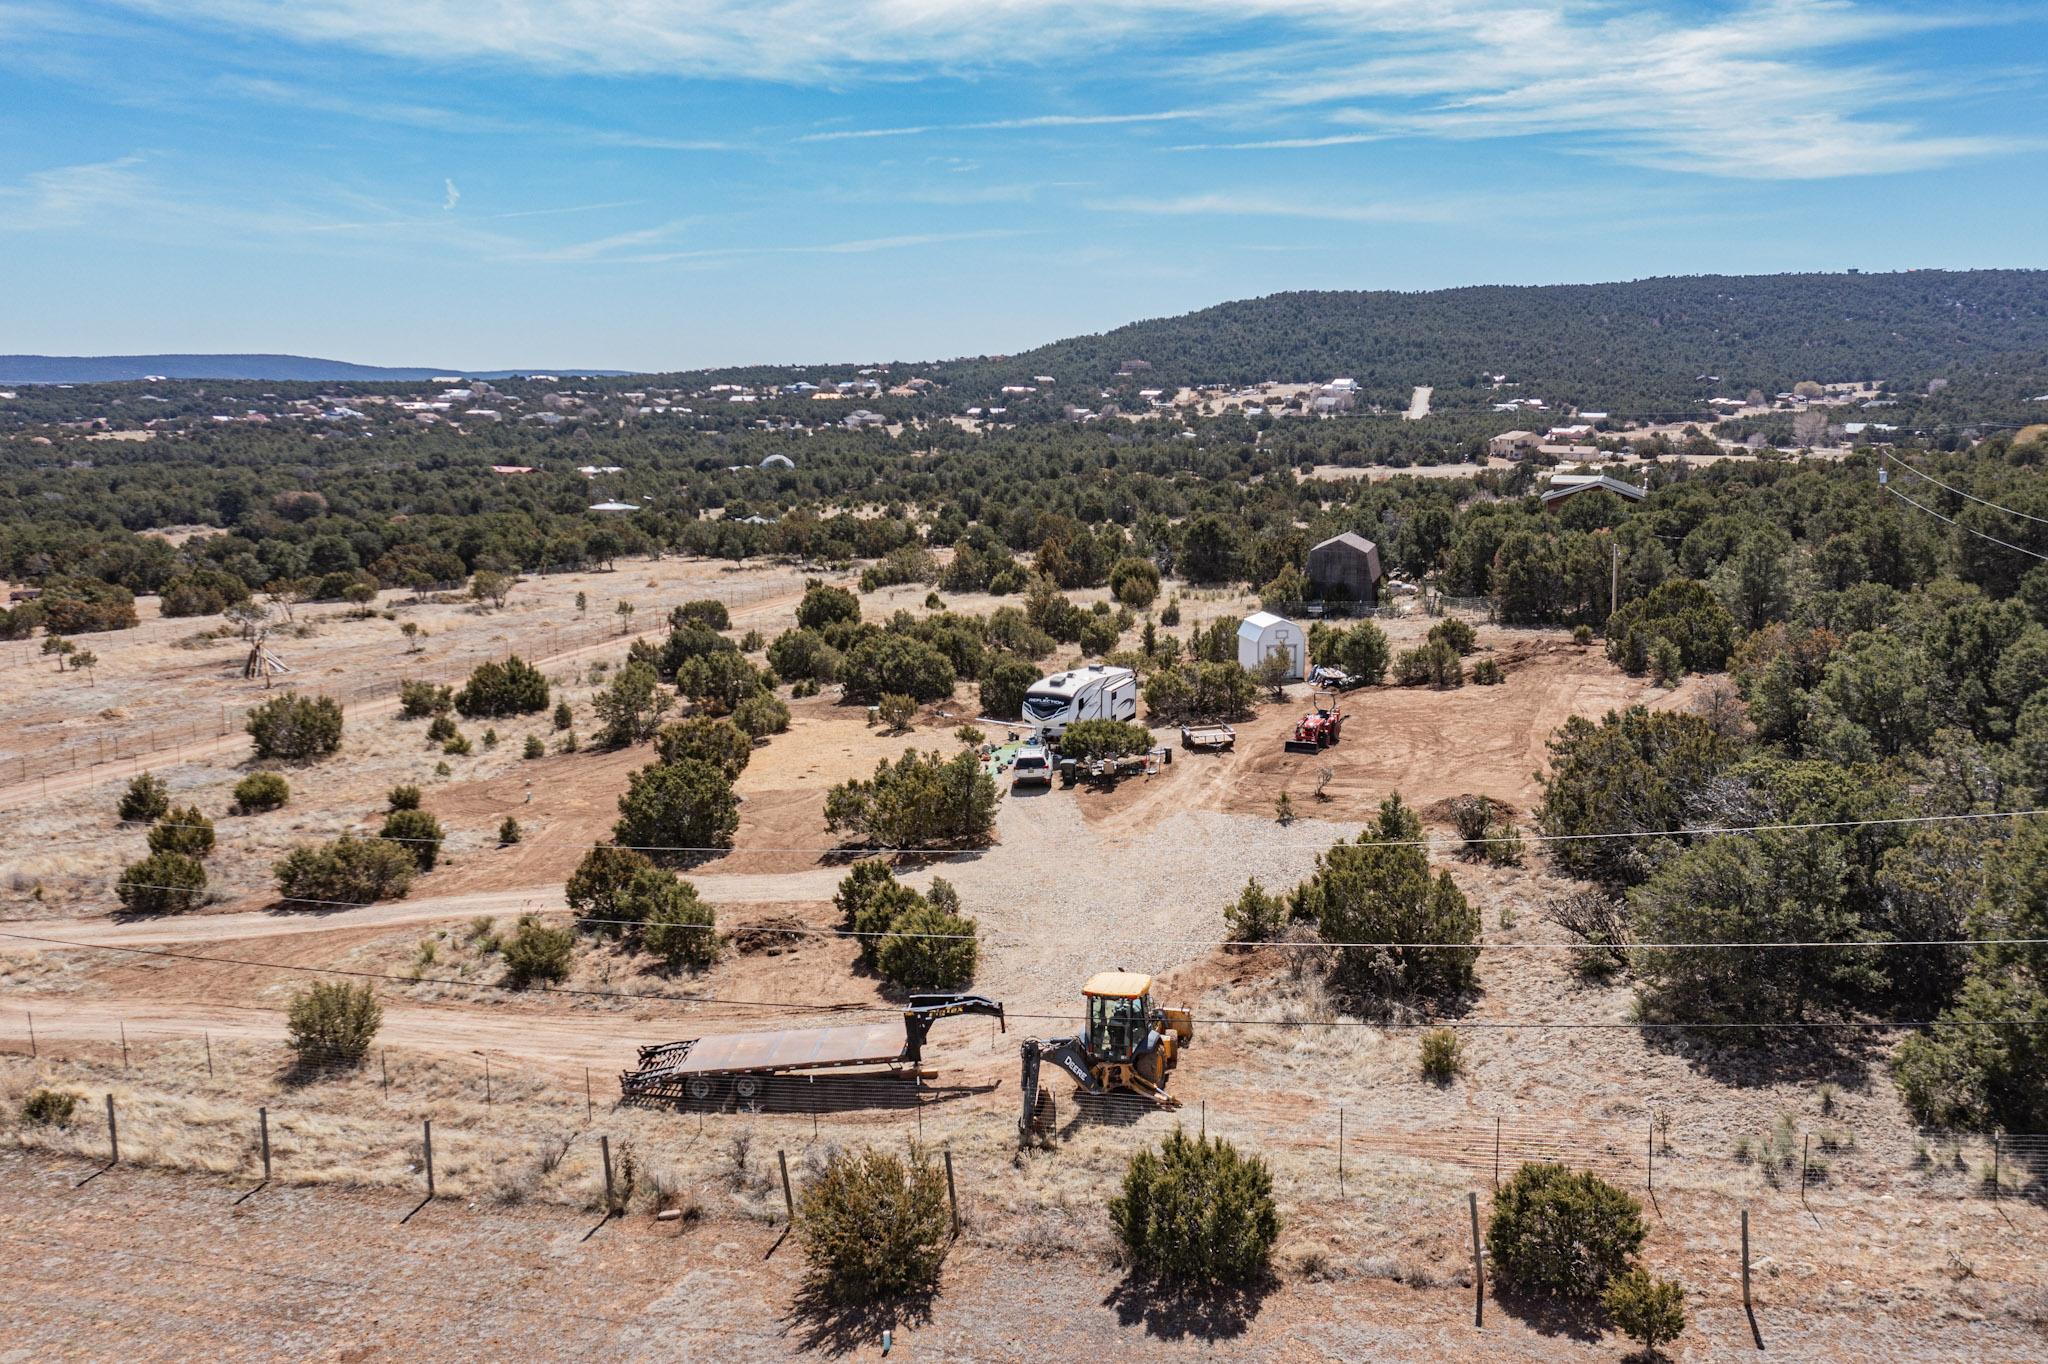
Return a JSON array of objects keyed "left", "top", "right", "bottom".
[{"left": 1018, "top": 971, "right": 1193, "bottom": 1145}]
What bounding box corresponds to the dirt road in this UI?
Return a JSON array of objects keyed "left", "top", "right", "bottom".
[
  {"left": 0, "top": 865, "right": 859, "bottom": 951},
  {"left": 1403, "top": 384, "right": 1432, "bottom": 420},
  {"left": 0, "top": 995, "right": 671, "bottom": 1073}
]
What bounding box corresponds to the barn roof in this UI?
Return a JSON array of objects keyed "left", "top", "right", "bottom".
[
  {"left": 1311, "top": 531, "right": 1378, "bottom": 556},
  {"left": 1239, "top": 611, "right": 1297, "bottom": 640}
]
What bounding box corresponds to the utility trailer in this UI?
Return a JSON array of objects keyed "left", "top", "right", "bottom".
[
  {"left": 1179, "top": 722, "right": 1236, "bottom": 752},
  {"left": 621, "top": 994, "right": 1003, "bottom": 1105}
]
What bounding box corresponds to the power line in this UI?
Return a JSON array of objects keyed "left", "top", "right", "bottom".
[
  {"left": 1885, "top": 484, "right": 2048, "bottom": 562},
  {"left": 22, "top": 892, "right": 2048, "bottom": 953},
  {"left": 10, "top": 929, "right": 2048, "bottom": 1036},
  {"left": 1882, "top": 450, "right": 2048, "bottom": 525},
  {"left": 73, "top": 803, "right": 2048, "bottom": 859}
]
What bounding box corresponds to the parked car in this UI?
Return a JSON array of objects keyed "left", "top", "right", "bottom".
[{"left": 1010, "top": 750, "right": 1053, "bottom": 788}]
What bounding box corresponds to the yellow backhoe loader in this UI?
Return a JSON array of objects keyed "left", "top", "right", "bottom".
[{"left": 1018, "top": 971, "right": 1192, "bottom": 1144}]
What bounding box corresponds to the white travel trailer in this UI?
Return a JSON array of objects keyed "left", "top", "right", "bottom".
[{"left": 1018, "top": 664, "right": 1138, "bottom": 738}]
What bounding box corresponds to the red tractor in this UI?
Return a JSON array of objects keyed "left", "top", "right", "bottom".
[{"left": 1285, "top": 691, "right": 1345, "bottom": 754}]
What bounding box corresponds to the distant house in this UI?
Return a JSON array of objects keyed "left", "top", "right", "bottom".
[
  {"left": 588, "top": 500, "right": 640, "bottom": 513},
  {"left": 1539, "top": 474, "right": 1646, "bottom": 512},
  {"left": 490, "top": 465, "right": 537, "bottom": 475},
  {"left": 1488, "top": 430, "right": 1542, "bottom": 459},
  {"left": 843, "top": 409, "right": 885, "bottom": 429},
  {"left": 1306, "top": 532, "right": 1384, "bottom": 608}
]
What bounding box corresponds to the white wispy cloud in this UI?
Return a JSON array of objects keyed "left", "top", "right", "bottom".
[
  {"left": 0, "top": 155, "right": 149, "bottom": 228},
  {"left": 524, "top": 227, "right": 1036, "bottom": 267},
  {"left": 799, "top": 110, "right": 1196, "bottom": 142},
  {"left": 1090, "top": 190, "right": 1483, "bottom": 224},
  {"left": 1170, "top": 133, "right": 1386, "bottom": 152},
  {"left": 441, "top": 177, "right": 459, "bottom": 210},
  {"left": 108, "top": 1, "right": 2034, "bottom": 178}
]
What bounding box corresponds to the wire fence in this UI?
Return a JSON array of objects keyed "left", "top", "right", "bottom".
[
  {"left": 9, "top": 1007, "right": 2042, "bottom": 1219},
  {"left": 0, "top": 578, "right": 793, "bottom": 790}
]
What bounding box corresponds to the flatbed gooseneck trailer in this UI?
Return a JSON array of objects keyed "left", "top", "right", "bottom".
[{"left": 621, "top": 993, "right": 1004, "bottom": 1104}]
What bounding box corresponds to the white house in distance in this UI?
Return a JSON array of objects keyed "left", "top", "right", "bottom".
[{"left": 1237, "top": 611, "right": 1307, "bottom": 682}]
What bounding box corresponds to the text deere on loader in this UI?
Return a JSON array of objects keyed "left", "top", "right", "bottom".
[{"left": 1017, "top": 971, "right": 1193, "bottom": 1144}]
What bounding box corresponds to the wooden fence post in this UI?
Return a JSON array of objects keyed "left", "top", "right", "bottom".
[
  {"left": 423, "top": 1119, "right": 435, "bottom": 1198},
  {"left": 585, "top": 1067, "right": 593, "bottom": 1123},
  {"left": 106, "top": 1093, "right": 119, "bottom": 1165},
  {"left": 119, "top": 1022, "right": 128, "bottom": 1071},
  {"left": 1338, "top": 1105, "right": 1345, "bottom": 1195},
  {"left": 25, "top": 1010, "right": 33, "bottom": 1059},
  {"left": 778, "top": 1150, "right": 795, "bottom": 1224},
  {"left": 259, "top": 1107, "right": 272, "bottom": 1181},
  {"left": 1468, "top": 1191, "right": 1484, "bottom": 1327},
  {"left": 601, "top": 1134, "right": 615, "bottom": 1211},
  {"left": 1493, "top": 1116, "right": 1501, "bottom": 1190},
  {"left": 1992, "top": 1135, "right": 2002, "bottom": 1199},
  {"left": 1740, "top": 1209, "right": 1752, "bottom": 1311},
  {"left": 944, "top": 1150, "right": 960, "bottom": 1238},
  {"left": 1647, "top": 1115, "right": 1654, "bottom": 1193},
  {"left": 484, "top": 1056, "right": 492, "bottom": 1106},
  {"left": 381, "top": 1049, "right": 389, "bottom": 1097}
]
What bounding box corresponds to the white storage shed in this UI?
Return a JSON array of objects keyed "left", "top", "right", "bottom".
[{"left": 1237, "top": 611, "right": 1307, "bottom": 682}]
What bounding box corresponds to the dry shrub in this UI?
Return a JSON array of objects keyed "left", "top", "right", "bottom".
[
  {"left": 1419, "top": 1028, "right": 1464, "bottom": 1083},
  {"left": 21, "top": 1088, "right": 77, "bottom": 1126},
  {"left": 1486, "top": 1162, "right": 1645, "bottom": 1297},
  {"left": 1111, "top": 1128, "right": 1278, "bottom": 1286},
  {"left": 795, "top": 1145, "right": 951, "bottom": 1306},
  {"left": 1544, "top": 888, "right": 1631, "bottom": 981}
]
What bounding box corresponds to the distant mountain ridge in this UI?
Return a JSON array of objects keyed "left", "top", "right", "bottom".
[
  {"left": 0, "top": 354, "right": 631, "bottom": 384},
  {"left": 921, "top": 269, "right": 2048, "bottom": 407}
]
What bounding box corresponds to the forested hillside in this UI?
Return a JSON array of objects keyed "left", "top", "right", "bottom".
[{"left": 929, "top": 271, "right": 2048, "bottom": 411}]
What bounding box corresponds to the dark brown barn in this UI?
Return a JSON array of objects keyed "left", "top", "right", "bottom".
[{"left": 1306, "top": 531, "right": 1383, "bottom": 607}]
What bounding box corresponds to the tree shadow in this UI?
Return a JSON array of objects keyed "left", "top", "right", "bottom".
[
  {"left": 783, "top": 1280, "right": 936, "bottom": 1358},
  {"left": 1489, "top": 1286, "right": 1605, "bottom": 1344},
  {"left": 1101, "top": 1269, "right": 1271, "bottom": 1343},
  {"left": 1640, "top": 1024, "right": 1881, "bottom": 1090}
]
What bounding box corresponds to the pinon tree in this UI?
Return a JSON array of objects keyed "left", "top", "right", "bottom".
[{"left": 1289, "top": 793, "right": 1478, "bottom": 998}]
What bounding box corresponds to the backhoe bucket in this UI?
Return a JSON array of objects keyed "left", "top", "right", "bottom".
[{"left": 1284, "top": 739, "right": 1324, "bottom": 754}]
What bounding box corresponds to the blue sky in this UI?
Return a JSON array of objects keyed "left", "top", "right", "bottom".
[{"left": 4, "top": 1, "right": 2045, "bottom": 370}]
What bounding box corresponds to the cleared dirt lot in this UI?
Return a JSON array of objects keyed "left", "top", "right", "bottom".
[
  {"left": 5, "top": 574, "right": 2042, "bottom": 1360},
  {"left": 0, "top": 554, "right": 817, "bottom": 808}
]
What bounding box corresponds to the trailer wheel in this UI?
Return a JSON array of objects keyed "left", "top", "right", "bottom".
[
  {"left": 733, "top": 1075, "right": 763, "bottom": 1102},
  {"left": 685, "top": 1076, "right": 715, "bottom": 1102}
]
